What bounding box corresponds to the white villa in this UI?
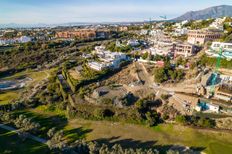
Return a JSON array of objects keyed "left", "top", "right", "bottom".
[
  {"left": 127, "top": 40, "right": 140, "bottom": 47},
  {"left": 172, "top": 28, "right": 188, "bottom": 36},
  {"left": 0, "top": 36, "right": 32, "bottom": 45},
  {"left": 209, "top": 17, "right": 226, "bottom": 31},
  {"left": 206, "top": 42, "right": 232, "bottom": 60},
  {"left": 89, "top": 46, "right": 129, "bottom": 71}
]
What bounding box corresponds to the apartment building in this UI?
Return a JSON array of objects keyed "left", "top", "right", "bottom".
[
  {"left": 96, "top": 30, "right": 110, "bottom": 39},
  {"left": 187, "top": 30, "right": 222, "bottom": 45},
  {"left": 215, "top": 84, "right": 232, "bottom": 102},
  {"left": 118, "top": 26, "right": 128, "bottom": 32},
  {"left": 174, "top": 43, "right": 200, "bottom": 57},
  {"left": 56, "top": 29, "right": 96, "bottom": 39}
]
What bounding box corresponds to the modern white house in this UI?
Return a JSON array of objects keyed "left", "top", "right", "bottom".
[
  {"left": 0, "top": 36, "right": 32, "bottom": 45},
  {"left": 89, "top": 48, "right": 129, "bottom": 71},
  {"left": 172, "top": 28, "right": 188, "bottom": 36},
  {"left": 127, "top": 40, "right": 140, "bottom": 47},
  {"left": 88, "top": 61, "right": 109, "bottom": 71},
  {"left": 149, "top": 29, "right": 162, "bottom": 37},
  {"left": 140, "top": 29, "right": 149, "bottom": 35},
  {"left": 17, "top": 36, "right": 32, "bottom": 43},
  {"left": 174, "top": 20, "right": 188, "bottom": 28},
  {"left": 209, "top": 17, "right": 225, "bottom": 31},
  {"left": 206, "top": 42, "right": 232, "bottom": 60},
  {"left": 195, "top": 101, "right": 220, "bottom": 113},
  {"left": 94, "top": 45, "right": 106, "bottom": 53}
]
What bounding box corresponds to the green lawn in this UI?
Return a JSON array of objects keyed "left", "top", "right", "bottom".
[
  {"left": 66, "top": 118, "right": 232, "bottom": 154},
  {"left": 0, "top": 91, "right": 20, "bottom": 105},
  {"left": 10, "top": 108, "right": 232, "bottom": 154},
  {"left": 152, "top": 124, "right": 232, "bottom": 154},
  {"left": 13, "top": 109, "right": 90, "bottom": 143},
  {"left": 0, "top": 128, "right": 49, "bottom": 154},
  {"left": 0, "top": 69, "right": 55, "bottom": 105}
]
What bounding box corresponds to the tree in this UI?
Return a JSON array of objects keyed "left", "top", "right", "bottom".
[
  {"left": 47, "top": 127, "right": 56, "bottom": 138},
  {"left": 175, "top": 115, "right": 187, "bottom": 125},
  {"left": 197, "top": 117, "right": 215, "bottom": 128},
  {"left": 142, "top": 52, "right": 149, "bottom": 60},
  {"left": 168, "top": 70, "right": 177, "bottom": 81},
  {"left": 14, "top": 114, "right": 40, "bottom": 133},
  {"left": 161, "top": 94, "right": 169, "bottom": 101},
  {"left": 135, "top": 99, "right": 147, "bottom": 110},
  {"left": 47, "top": 130, "right": 66, "bottom": 150},
  {"left": 154, "top": 68, "right": 168, "bottom": 83},
  {"left": 176, "top": 69, "right": 185, "bottom": 80},
  {"left": 145, "top": 111, "right": 159, "bottom": 126}
]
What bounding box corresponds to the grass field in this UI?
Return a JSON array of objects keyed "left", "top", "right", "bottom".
[
  {"left": 0, "top": 69, "right": 54, "bottom": 105},
  {"left": 0, "top": 90, "right": 20, "bottom": 105},
  {"left": 0, "top": 128, "right": 49, "bottom": 154},
  {"left": 8, "top": 107, "right": 232, "bottom": 154},
  {"left": 68, "top": 119, "right": 232, "bottom": 154},
  {"left": 13, "top": 109, "right": 90, "bottom": 143}
]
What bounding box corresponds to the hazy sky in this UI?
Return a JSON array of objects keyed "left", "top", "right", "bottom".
[{"left": 1, "top": 0, "right": 232, "bottom": 24}]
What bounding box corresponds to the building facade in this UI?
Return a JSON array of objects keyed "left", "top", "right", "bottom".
[
  {"left": 56, "top": 29, "right": 96, "bottom": 39},
  {"left": 174, "top": 43, "right": 200, "bottom": 57},
  {"left": 215, "top": 84, "right": 232, "bottom": 102},
  {"left": 187, "top": 30, "right": 222, "bottom": 45}
]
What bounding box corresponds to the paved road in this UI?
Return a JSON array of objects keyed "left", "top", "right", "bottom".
[{"left": 0, "top": 123, "right": 47, "bottom": 144}]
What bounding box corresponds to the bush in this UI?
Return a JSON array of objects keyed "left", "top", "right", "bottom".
[
  {"left": 161, "top": 94, "right": 169, "bottom": 101},
  {"left": 196, "top": 117, "right": 215, "bottom": 128},
  {"left": 175, "top": 115, "right": 187, "bottom": 124},
  {"left": 93, "top": 108, "right": 114, "bottom": 119},
  {"left": 154, "top": 68, "right": 168, "bottom": 83},
  {"left": 145, "top": 111, "right": 159, "bottom": 126}
]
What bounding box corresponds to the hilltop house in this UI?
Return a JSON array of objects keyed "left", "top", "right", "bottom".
[
  {"left": 0, "top": 36, "right": 32, "bottom": 45},
  {"left": 206, "top": 42, "right": 232, "bottom": 59},
  {"left": 88, "top": 48, "right": 129, "bottom": 71}
]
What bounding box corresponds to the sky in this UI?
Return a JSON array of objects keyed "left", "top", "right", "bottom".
[{"left": 1, "top": 0, "right": 232, "bottom": 24}]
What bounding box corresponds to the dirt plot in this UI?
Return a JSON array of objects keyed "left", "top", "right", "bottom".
[
  {"left": 68, "top": 69, "right": 82, "bottom": 80},
  {"left": 216, "top": 117, "right": 232, "bottom": 130},
  {"left": 102, "top": 64, "right": 138, "bottom": 85},
  {"left": 168, "top": 93, "right": 199, "bottom": 115}
]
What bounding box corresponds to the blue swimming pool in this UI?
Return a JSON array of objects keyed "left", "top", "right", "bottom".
[
  {"left": 222, "top": 51, "right": 232, "bottom": 59},
  {"left": 197, "top": 101, "right": 211, "bottom": 111},
  {"left": 0, "top": 81, "right": 17, "bottom": 89}
]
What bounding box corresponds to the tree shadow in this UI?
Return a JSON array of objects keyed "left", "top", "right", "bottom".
[
  {"left": 93, "top": 137, "right": 206, "bottom": 153},
  {"left": 13, "top": 111, "right": 68, "bottom": 138},
  {"left": 94, "top": 136, "right": 157, "bottom": 149},
  {"left": 11, "top": 111, "right": 93, "bottom": 143},
  {"left": 64, "top": 127, "right": 92, "bottom": 143}
]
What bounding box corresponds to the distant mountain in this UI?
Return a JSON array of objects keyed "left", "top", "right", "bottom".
[{"left": 173, "top": 5, "right": 232, "bottom": 21}]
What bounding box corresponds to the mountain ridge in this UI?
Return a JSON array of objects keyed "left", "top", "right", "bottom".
[{"left": 173, "top": 5, "right": 232, "bottom": 21}]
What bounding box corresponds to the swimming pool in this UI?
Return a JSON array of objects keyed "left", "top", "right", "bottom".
[
  {"left": 0, "top": 81, "right": 17, "bottom": 90},
  {"left": 197, "top": 101, "right": 209, "bottom": 110},
  {"left": 222, "top": 51, "right": 232, "bottom": 59}
]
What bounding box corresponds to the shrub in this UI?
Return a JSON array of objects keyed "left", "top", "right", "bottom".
[{"left": 175, "top": 115, "right": 187, "bottom": 125}]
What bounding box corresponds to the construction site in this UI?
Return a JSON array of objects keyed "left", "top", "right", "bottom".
[{"left": 69, "top": 58, "right": 232, "bottom": 117}]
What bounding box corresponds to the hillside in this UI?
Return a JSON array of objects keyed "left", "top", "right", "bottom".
[{"left": 173, "top": 5, "right": 232, "bottom": 21}]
